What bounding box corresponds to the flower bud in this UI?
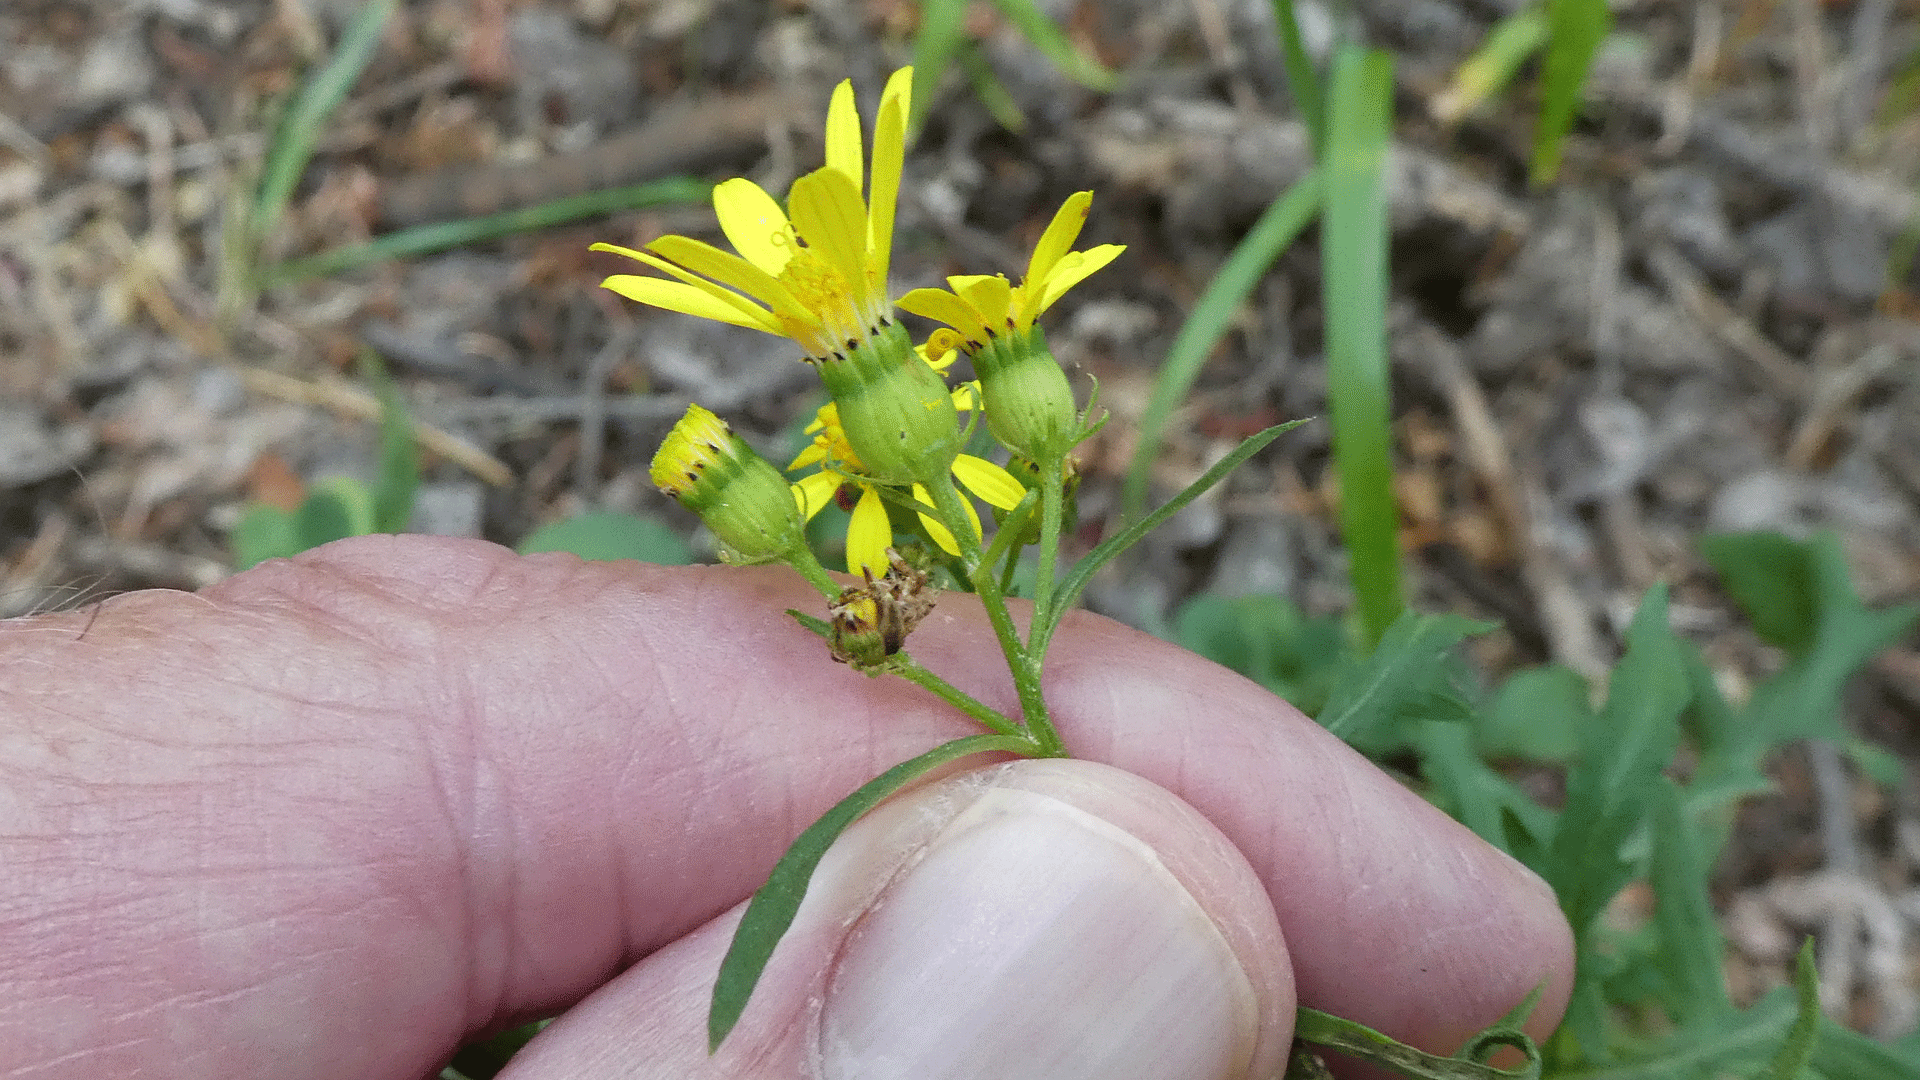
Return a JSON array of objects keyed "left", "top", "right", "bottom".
[
  {"left": 812, "top": 320, "right": 963, "bottom": 486},
  {"left": 970, "top": 325, "right": 1079, "bottom": 464},
  {"left": 650, "top": 404, "right": 806, "bottom": 562}
]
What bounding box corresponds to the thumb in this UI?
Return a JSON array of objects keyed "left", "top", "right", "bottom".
[{"left": 500, "top": 759, "right": 1295, "bottom": 1080}]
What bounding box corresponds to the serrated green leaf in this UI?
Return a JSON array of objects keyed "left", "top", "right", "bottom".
[
  {"left": 1548, "top": 985, "right": 1802, "bottom": 1078},
  {"left": 1814, "top": 1014, "right": 1920, "bottom": 1078},
  {"left": 1172, "top": 592, "right": 1347, "bottom": 712},
  {"left": 1743, "top": 533, "right": 1920, "bottom": 746},
  {"left": 1478, "top": 662, "right": 1590, "bottom": 763},
  {"left": 517, "top": 511, "right": 693, "bottom": 565},
  {"left": 1700, "top": 531, "right": 1821, "bottom": 652},
  {"left": 1648, "top": 777, "right": 1732, "bottom": 1027},
  {"left": 1414, "top": 719, "right": 1555, "bottom": 855},
  {"left": 709, "top": 732, "right": 1039, "bottom": 1050},
  {"left": 1758, "top": 939, "right": 1821, "bottom": 1080},
  {"left": 1316, "top": 610, "right": 1495, "bottom": 748},
  {"left": 1548, "top": 584, "right": 1689, "bottom": 936}
]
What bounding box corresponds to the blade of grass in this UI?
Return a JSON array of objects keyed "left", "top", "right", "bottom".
[
  {"left": 910, "top": 0, "right": 972, "bottom": 132},
  {"left": 252, "top": 0, "right": 397, "bottom": 244},
  {"left": 1121, "top": 171, "right": 1320, "bottom": 520},
  {"left": 1321, "top": 44, "right": 1400, "bottom": 645},
  {"left": 264, "top": 177, "right": 712, "bottom": 284},
  {"left": 987, "top": 0, "right": 1117, "bottom": 92},
  {"left": 1269, "top": 0, "right": 1327, "bottom": 155},
  {"left": 1531, "top": 0, "right": 1613, "bottom": 185},
  {"left": 708, "top": 731, "right": 1038, "bottom": 1050},
  {"left": 1431, "top": 5, "right": 1551, "bottom": 125}
]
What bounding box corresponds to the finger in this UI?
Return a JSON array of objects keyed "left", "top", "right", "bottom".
[
  {"left": 498, "top": 759, "right": 1294, "bottom": 1080},
  {"left": 1, "top": 534, "right": 1568, "bottom": 1079}
]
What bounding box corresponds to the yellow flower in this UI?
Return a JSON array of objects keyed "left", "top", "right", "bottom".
[
  {"left": 896, "top": 191, "right": 1123, "bottom": 350},
  {"left": 650, "top": 404, "right": 807, "bottom": 561},
  {"left": 897, "top": 192, "right": 1123, "bottom": 462},
  {"left": 789, "top": 403, "right": 1026, "bottom": 575},
  {"left": 593, "top": 68, "right": 912, "bottom": 363}
]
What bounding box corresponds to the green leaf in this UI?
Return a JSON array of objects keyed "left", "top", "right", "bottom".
[
  {"left": 1699, "top": 531, "right": 1821, "bottom": 653},
  {"left": 1647, "top": 777, "right": 1731, "bottom": 1027},
  {"left": 1316, "top": 610, "right": 1495, "bottom": 748},
  {"left": 1813, "top": 1014, "right": 1920, "bottom": 1078},
  {"left": 909, "top": 0, "right": 970, "bottom": 132},
  {"left": 231, "top": 503, "right": 302, "bottom": 570},
  {"left": 1757, "top": 939, "right": 1821, "bottom": 1080},
  {"left": 1122, "top": 172, "right": 1321, "bottom": 520},
  {"left": 1057, "top": 420, "right": 1308, "bottom": 627},
  {"left": 295, "top": 477, "right": 378, "bottom": 549},
  {"left": 1292, "top": 1002, "right": 1543, "bottom": 1079},
  {"left": 445, "top": 1019, "right": 551, "bottom": 1080},
  {"left": 517, "top": 511, "right": 694, "bottom": 565},
  {"left": 709, "top": 732, "right": 1040, "bottom": 1050},
  {"left": 1268, "top": 0, "right": 1326, "bottom": 156},
  {"left": 1742, "top": 533, "right": 1920, "bottom": 746},
  {"left": 1171, "top": 592, "right": 1347, "bottom": 712},
  {"left": 1542, "top": 586, "right": 1689, "bottom": 1063},
  {"left": 1547, "top": 584, "right": 1689, "bottom": 937},
  {"left": 1547, "top": 985, "right": 1803, "bottom": 1078},
  {"left": 1432, "top": 6, "right": 1551, "bottom": 124},
  {"left": 1477, "top": 662, "right": 1590, "bottom": 763},
  {"left": 1531, "top": 0, "right": 1612, "bottom": 184},
  {"left": 252, "top": 0, "right": 398, "bottom": 243},
  {"left": 358, "top": 350, "right": 419, "bottom": 535},
  {"left": 266, "top": 177, "right": 711, "bottom": 283},
  {"left": 1414, "top": 719, "right": 1556, "bottom": 856},
  {"left": 1321, "top": 45, "right": 1401, "bottom": 644},
  {"left": 986, "top": 0, "right": 1116, "bottom": 92}
]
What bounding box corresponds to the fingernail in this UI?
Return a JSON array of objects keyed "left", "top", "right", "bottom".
[{"left": 817, "top": 786, "right": 1258, "bottom": 1080}]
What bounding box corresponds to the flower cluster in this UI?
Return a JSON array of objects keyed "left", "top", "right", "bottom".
[{"left": 601, "top": 66, "right": 1121, "bottom": 596}]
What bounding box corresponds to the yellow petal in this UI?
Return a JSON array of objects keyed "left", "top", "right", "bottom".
[
  {"left": 952, "top": 455, "right": 1028, "bottom": 511},
  {"left": 824, "top": 79, "right": 862, "bottom": 194},
  {"left": 868, "top": 66, "right": 912, "bottom": 289},
  {"left": 788, "top": 168, "right": 870, "bottom": 295},
  {"left": 1030, "top": 243, "right": 1125, "bottom": 319},
  {"left": 1027, "top": 191, "right": 1093, "bottom": 286},
  {"left": 897, "top": 287, "right": 989, "bottom": 341},
  {"left": 951, "top": 382, "right": 979, "bottom": 411},
  {"left": 848, "top": 486, "right": 893, "bottom": 574},
  {"left": 792, "top": 471, "right": 841, "bottom": 522},
  {"left": 600, "top": 275, "right": 780, "bottom": 333},
  {"left": 912, "top": 482, "right": 974, "bottom": 555},
  {"left": 648, "top": 234, "right": 802, "bottom": 315},
  {"left": 788, "top": 441, "right": 828, "bottom": 471},
  {"left": 713, "top": 178, "right": 795, "bottom": 276},
  {"left": 951, "top": 274, "right": 1013, "bottom": 331}
]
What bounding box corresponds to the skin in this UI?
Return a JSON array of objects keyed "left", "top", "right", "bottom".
[{"left": 0, "top": 534, "right": 1573, "bottom": 1079}]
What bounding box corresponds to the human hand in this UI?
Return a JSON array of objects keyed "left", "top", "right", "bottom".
[{"left": 1, "top": 534, "right": 1571, "bottom": 1079}]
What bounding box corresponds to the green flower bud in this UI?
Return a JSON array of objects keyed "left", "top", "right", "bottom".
[
  {"left": 812, "top": 320, "right": 963, "bottom": 486},
  {"left": 970, "top": 325, "right": 1079, "bottom": 463},
  {"left": 650, "top": 404, "right": 805, "bottom": 562}
]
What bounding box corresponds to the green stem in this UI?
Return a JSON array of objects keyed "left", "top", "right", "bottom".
[
  {"left": 924, "top": 474, "right": 1063, "bottom": 755},
  {"left": 785, "top": 545, "right": 842, "bottom": 599},
  {"left": 1027, "top": 461, "right": 1067, "bottom": 654},
  {"left": 887, "top": 653, "right": 1028, "bottom": 739}
]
